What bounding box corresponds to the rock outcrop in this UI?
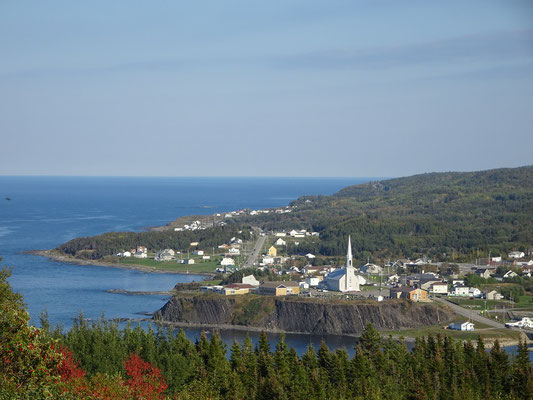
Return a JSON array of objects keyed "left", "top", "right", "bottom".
[{"left": 154, "top": 294, "right": 455, "bottom": 336}]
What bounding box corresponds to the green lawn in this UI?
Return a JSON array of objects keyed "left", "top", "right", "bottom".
[
  {"left": 382, "top": 324, "right": 520, "bottom": 342},
  {"left": 448, "top": 297, "right": 513, "bottom": 310},
  {"left": 116, "top": 257, "right": 219, "bottom": 274}
]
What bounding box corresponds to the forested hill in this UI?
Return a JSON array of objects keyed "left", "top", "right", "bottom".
[{"left": 241, "top": 166, "right": 533, "bottom": 261}]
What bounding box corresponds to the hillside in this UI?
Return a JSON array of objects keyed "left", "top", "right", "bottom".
[
  {"left": 235, "top": 165, "right": 533, "bottom": 260},
  {"left": 53, "top": 165, "right": 533, "bottom": 262}
]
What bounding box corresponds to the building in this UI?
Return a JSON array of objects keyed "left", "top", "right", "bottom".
[
  {"left": 223, "top": 283, "right": 255, "bottom": 295},
  {"left": 275, "top": 238, "right": 286, "bottom": 246},
  {"left": 506, "top": 317, "right": 533, "bottom": 329},
  {"left": 450, "top": 286, "right": 471, "bottom": 296},
  {"left": 389, "top": 287, "right": 429, "bottom": 302},
  {"left": 430, "top": 282, "right": 448, "bottom": 294},
  {"left": 359, "top": 263, "right": 383, "bottom": 275},
  {"left": 474, "top": 268, "right": 493, "bottom": 279},
  {"left": 305, "top": 253, "right": 316, "bottom": 259},
  {"left": 259, "top": 281, "right": 300, "bottom": 296},
  {"left": 449, "top": 322, "right": 475, "bottom": 331},
  {"left": 306, "top": 276, "right": 321, "bottom": 287},
  {"left": 508, "top": 251, "right": 525, "bottom": 259},
  {"left": 192, "top": 250, "right": 204, "bottom": 256},
  {"left": 484, "top": 290, "right": 503, "bottom": 300},
  {"left": 220, "top": 257, "right": 235, "bottom": 266},
  {"left": 155, "top": 249, "right": 175, "bottom": 261},
  {"left": 133, "top": 250, "right": 147, "bottom": 259},
  {"left": 242, "top": 274, "right": 260, "bottom": 286},
  {"left": 228, "top": 247, "right": 240, "bottom": 255},
  {"left": 323, "top": 236, "right": 363, "bottom": 292},
  {"left": 267, "top": 246, "right": 277, "bottom": 257},
  {"left": 469, "top": 287, "right": 482, "bottom": 298}
]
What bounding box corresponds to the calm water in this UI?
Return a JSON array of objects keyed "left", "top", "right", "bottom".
[
  {"left": 1, "top": 176, "right": 528, "bottom": 358},
  {"left": 0, "top": 176, "right": 365, "bottom": 348}
]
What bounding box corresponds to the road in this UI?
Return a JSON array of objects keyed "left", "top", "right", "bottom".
[
  {"left": 433, "top": 296, "right": 505, "bottom": 328},
  {"left": 242, "top": 229, "right": 266, "bottom": 269}
]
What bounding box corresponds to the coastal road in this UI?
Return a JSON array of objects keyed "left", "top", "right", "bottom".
[
  {"left": 242, "top": 229, "right": 266, "bottom": 269},
  {"left": 433, "top": 297, "right": 505, "bottom": 328}
]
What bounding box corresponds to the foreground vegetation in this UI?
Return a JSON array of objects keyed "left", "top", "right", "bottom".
[{"left": 2, "top": 263, "right": 533, "bottom": 400}]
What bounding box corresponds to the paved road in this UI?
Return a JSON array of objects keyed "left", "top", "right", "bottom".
[
  {"left": 433, "top": 297, "right": 505, "bottom": 328},
  {"left": 242, "top": 230, "right": 266, "bottom": 269}
]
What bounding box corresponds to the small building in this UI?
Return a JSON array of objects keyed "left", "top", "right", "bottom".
[
  {"left": 259, "top": 281, "right": 300, "bottom": 296},
  {"left": 117, "top": 251, "right": 132, "bottom": 257},
  {"left": 133, "top": 251, "right": 147, "bottom": 259},
  {"left": 449, "top": 321, "right": 475, "bottom": 331},
  {"left": 484, "top": 290, "right": 503, "bottom": 300},
  {"left": 450, "top": 285, "right": 470, "bottom": 297},
  {"left": 190, "top": 242, "right": 199, "bottom": 247},
  {"left": 469, "top": 287, "right": 482, "bottom": 298},
  {"left": 275, "top": 238, "right": 287, "bottom": 246},
  {"left": 306, "top": 276, "right": 321, "bottom": 287},
  {"left": 220, "top": 257, "right": 235, "bottom": 266},
  {"left": 228, "top": 247, "right": 241, "bottom": 255},
  {"left": 202, "top": 255, "right": 211, "bottom": 260},
  {"left": 305, "top": 253, "right": 316, "bottom": 259},
  {"left": 223, "top": 283, "right": 255, "bottom": 295},
  {"left": 359, "top": 263, "right": 383, "bottom": 275},
  {"left": 274, "top": 232, "right": 287, "bottom": 237},
  {"left": 192, "top": 250, "right": 204, "bottom": 256},
  {"left": 267, "top": 246, "right": 277, "bottom": 257},
  {"left": 389, "top": 287, "right": 429, "bottom": 302},
  {"left": 242, "top": 274, "right": 260, "bottom": 286},
  {"left": 262, "top": 256, "right": 275, "bottom": 265},
  {"left": 430, "top": 282, "right": 448, "bottom": 294},
  {"left": 155, "top": 249, "right": 175, "bottom": 261},
  {"left": 474, "top": 268, "right": 493, "bottom": 279},
  {"left": 506, "top": 317, "right": 533, "bottom": 329},
  {"left": 508, "top": 251, "right": 525, "bottom": 259}
]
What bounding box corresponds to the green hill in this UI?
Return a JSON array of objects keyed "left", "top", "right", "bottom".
[{"left": 238, "top": 166, "right": 533, "bottom": 261}]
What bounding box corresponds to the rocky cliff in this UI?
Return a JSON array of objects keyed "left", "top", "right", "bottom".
[{"left": 153, "top": 294, "right": 455, "bottom": 336}]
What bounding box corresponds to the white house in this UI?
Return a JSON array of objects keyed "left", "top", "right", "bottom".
[
  {"left": 202, "top": 255, "right": 211, "bottom": 260},
  {"left": 228, "top": 248, "right": 241, "bottom": 255},
  {"left": 242, "top": 274, "right": 260, "bottom": 286},
  {"left": 359, "top": 263, "right": 383, "bottom": 275},
  {"left": 133, "top": 251, "right": 147, "bottom": 259},
  {"left": 449, "top": 321, "right": 475, "bottom": 331},
  {"left": 117, "top": 251, "right": 132, "bottom": 257},
  {"left": 262, "top": 256, "right": 275, "bottom": 265},
  {"left": 306, "top": 276, "right": 321, "bottom": 287},
  {"left": 506, "top": 317, "right": 533, "bottom": 329},
  {"left": 275, "top": 238, "right": 286, "bottom": 246},
  {"left": 274, "top": 232, "right": 287, "bottom": 237},
  {"left": 450, "top": 286, "right": 470, "bottom": 297},
  {"left": 192, "top": 250, "right": 204, "bottom": 256},
  {"left": 469, "top": 287, "right": 482, "bottom": 298},
  {"left": 305, "top": 253, "right": 316, "bottom": 259},
  {"left": 509, "top": 251, "right": 525, "bottom": 259},
  {"left": 491, "top": 256, "right": 502, "bottom": 262},
  {"left": 155, "top": 249, "right": 175, "bottom": 261},
  {"left": 220, "top": 257, "right": 235, "bottom": 266},
  {"left": 430, "top": 282, "right": 448, "bottom": 294}
]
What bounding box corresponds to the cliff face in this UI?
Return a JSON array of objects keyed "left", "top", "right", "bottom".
[{"left": 154, "top": 295, "right": 455, "bottom": 336}]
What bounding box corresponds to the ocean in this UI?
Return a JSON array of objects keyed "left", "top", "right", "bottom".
[{"left": 0, "top": 176, "right": 368, "bottom": 354}]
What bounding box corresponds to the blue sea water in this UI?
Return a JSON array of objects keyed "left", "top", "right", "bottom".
[
  {"left": 0, "top": 176, "right": 368, "bottom": 353},
  {"left": 1, "top": 176, "right": 528, "bottom": 358}
]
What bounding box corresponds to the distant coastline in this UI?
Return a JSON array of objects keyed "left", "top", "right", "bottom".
[{"left": 27, "top": 250, "right": 215, "bottom": 277}]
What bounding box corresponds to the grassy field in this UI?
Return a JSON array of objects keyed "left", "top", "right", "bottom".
[
  {"left": 448, "top": 297, "right": 514, "bottom": 310},
  {"left": 382, "top": 324, "right": 521, "bottom": 342},
  {"left": 116, "top": 257, "right": 221, "bottom": 274}
]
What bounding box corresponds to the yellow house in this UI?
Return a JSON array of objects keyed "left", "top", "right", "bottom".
[
  {"left": 259, "top": 281, "right": 300, "bottom": 296},
  {"left": 389, "top": 287, "right": 429, "bottom": 302},
  {"left": 267, "top": 246, "right": 277, "bottom": 257},
  {"left": 223, "top": 283, "right": 255, "bottom": 296}
]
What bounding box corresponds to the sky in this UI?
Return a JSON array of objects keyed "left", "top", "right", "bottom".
[{"left": 1, "top": 0, "right": 532, "bottom": 177}]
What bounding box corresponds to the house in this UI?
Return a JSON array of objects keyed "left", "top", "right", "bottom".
[
  {"left": 267, "top": 246, "right": 277, "bottom": 257},
  {"left": 223, "top": 283, "right": 255, "bottom": 295},
  {"left": 289, "top": 230, "right": 299, "bottom": 237},
  {"left": 192, "top": 250, "right": 204, "bottom": 256},
  {"left": 190, "top": 242, "right": 199, "bottom": 247},
  {"left": 475, "top": 268, "right": 493, "bottom": 279},
  {"left": 305, "top": 253, "right": 316, "bottom": 259},
  {"left": 450, "top": 286, "right": 470, "bottom": 297},
  {"left": 136, "top": 246, "right": 148, "bottom": 253},
  {"left": 469, "top": 287, "right": 482, "bottom": 298},
  {"left": 389, "top": 287, "right": 429, "bottom": 302},
  {"left": 388, "top": 274, "right": 400, "bottom": 283},
  {"left": 306, "top": 276, "right": 321, "bottom": 287},
  {"left": 202, "top": 255, "right": 211, "bottom": 260},
  {"left": 228, "top": 248, "right": 241, "bottom": 255},
  {"left": 452, "top": 279, "right": 464, "bottom": 286},
  {"left": 117, "top": 251, "right": 132, "bottom": 257},
  {"left": 262, "top": 256, "right": 275, "bottom": 265},
  {"left": 242, "top": 274, "right": 260, "bottom": 286},
  {"left": 420, "top": 280, "right": 443, "bottom": 291},
  {"left": 155, "top": 249, "right": 175, "bottom": 261},
  {"left": 508, "top": 251, "right": 525, "bottom": 259},
  {"left": 430, "top": 282, "right": 448, "bottom": 294},
  {"left": 449, "top": 322, "right": 475, "bottom": 331},
  {"left": 220, "top": 257, "right": 235, "bottom": 266},
  {"left": 275, "top": 232, "right": 287, "bottom": 237},
  {"left": 494, "top": 270, "right": 518, "bottom": 282},
  {"left": 491, "top": 256, "right": 502, "bottom": 262},
  {"left": 258, "top": 281, "right": 300, "bottom": 296},
  {"left": 359, "top": 263, "right": 383, "bottom": 275},
  {"left": 484, "top": 290, "right": 503, "bottom": 300},
  {"left": 506, "top": 317, "right": 533, "bottom": 329},
  {"left": 133, "top": 250, "right": 147, "bottom": 259},
  {"left": 275, "top": 238, "right": 287, "bottom": 246}
]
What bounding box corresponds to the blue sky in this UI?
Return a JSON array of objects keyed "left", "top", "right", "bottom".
[{"left": 1, "top": 1, "right": 532, "bottom": 177}]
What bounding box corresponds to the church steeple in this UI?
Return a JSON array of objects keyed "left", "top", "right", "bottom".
[{"left": 346, "top": 235, "right": 353, "bottom": 269}]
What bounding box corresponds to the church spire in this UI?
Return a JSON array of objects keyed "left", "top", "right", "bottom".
[{"left": 346, "top": 235, "right": 353, "bottom": 269}]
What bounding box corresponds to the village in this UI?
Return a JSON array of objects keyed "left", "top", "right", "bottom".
[{"left": 113, "top": 227, "right": 533, "bottom": 334}]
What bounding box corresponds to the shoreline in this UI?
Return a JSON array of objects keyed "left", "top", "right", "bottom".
[
  {"left": 119, "top": 318, "right": 530, "bottom": 349},
  {"left": 26, "top": 250, "right": 215, "bottom": 278}
]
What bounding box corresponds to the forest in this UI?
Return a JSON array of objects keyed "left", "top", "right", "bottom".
[
  {"left": 234, "top": 165, "right": 533, "bottom": 261},
  {"left": 52, "top": 165, "right": 533, "bottom": 263},
  {"left": 2, "top": 266, "right": 533, "bottom": 400}
]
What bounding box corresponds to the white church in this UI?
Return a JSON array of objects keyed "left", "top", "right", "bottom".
[{"left": 323, "top": 236, "right": 365, "bottom": 292}]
